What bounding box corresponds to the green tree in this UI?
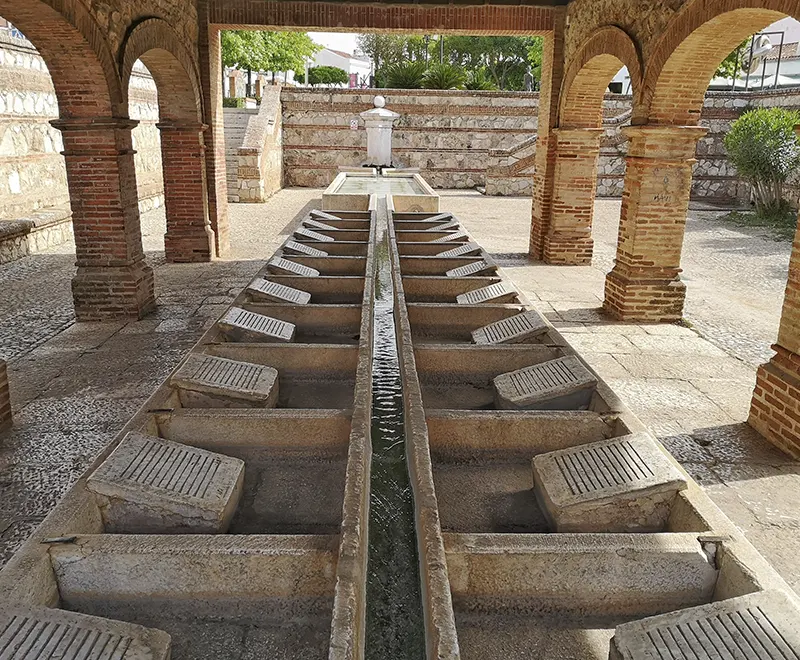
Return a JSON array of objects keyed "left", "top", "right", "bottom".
[
  {"left": 724, "top": 107, "right": 800, "bottom": 217},
  {"left": 356, "top": 34, "right": 407, "bottom": 72},
  {"left": 422, "top": 63, "right": 466, "bottom": 90},
  {"left": 443, "top": 36, "right": 541, "bottom": 90},
  {"left": 465, "top": 69, "right": 497, "bottom": 90},
  {"left": 298, "top": 65, "right": 350, "bottom": 87},
  {"left": 715, "top": 40, "right": 749, "bottom": 80}
]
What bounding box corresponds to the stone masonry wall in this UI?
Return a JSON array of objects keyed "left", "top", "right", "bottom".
[
  {"left": 281, "top": 88, "right": 538, "bottom": 189},
  {"left": 0, "top": 32, "right": 164, "bottom": 224}
]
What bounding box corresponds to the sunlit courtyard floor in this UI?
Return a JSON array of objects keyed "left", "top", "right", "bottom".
[{"left": 1, "top": 188, "right": 798, "bottom": 596}]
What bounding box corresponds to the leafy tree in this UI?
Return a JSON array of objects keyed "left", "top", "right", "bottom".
[
  {"left": 715, "top": 40, "right": 749, "bottom": 80},
  {"left": 356, "top": 34, "right": 408, "bottom": 72},
  {"left": 298, "top": 65, "right": 350, "bottom": 87},
  {"left": 444, "top": 36, "right": 541, "bottom": 90},
  {"left": 465, "top": 69, "right": 497, "bottom": 90},
  {"left": 724, "top": 107, "right": 800, "bottom": 217},
  {"left": 422, "top": 63, "right": 466, "bottom": 90},
  {"left": 384, "top": 61, "right": 427, "bottom": 89}
]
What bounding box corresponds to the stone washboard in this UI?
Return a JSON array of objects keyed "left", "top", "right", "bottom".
[
  {"left": 284, "top": 240, "right": 328, "bottom": 257},
  {"left": 246, "top": 279, "right": 311, "bottom": 305},
  {"left": 436, "top": 242, "right": 482, "bottom": 258},
  {"left": 472, "top": 310, "right": 550, "bottom": 345},
  {"left": 429, "top": 220, "right": 460, "bottom": 232},
  {"left": 310, "top": 210, "right": 342, "bottom": 221},
  {"left": 172, "top": 353, "right": 279, "bottom": 408},
  {"left": 446, "top": 260, "right": 497, "bottom": 278},
  {"left": 610, "top": 590, "right": 800, "bottom": 660},
  {"left": 430, "top": 230, "right": 469, "bottom": 244},
  {"left": 303, "top": 218, "right": 338, "bottom": 231},
  {"left": 456, "top": 283, "right": 517, "bottom": 305},
  {"left": 294, "top": 227, "right": 334, "bottom": 243},
  {"left": 87, "top": 432, "right": 245, "bottom": 533},
  {"left": 0, "top": 604, "right": 172, "bottom": 659},
  {"left": 218, "top": 307, "right": 296, "bottom": 343},
  {"left": 267, "top": 258, "right": 320, "bottom": 277},
  {"left": 494, "top": 355, "right": 597, "bottom": 410},
  {"left": 418, "top": 212, "right": 452, "bottom": 224},
  {"left": 532, "top": 432, "right": 687, "bottom": 532}
]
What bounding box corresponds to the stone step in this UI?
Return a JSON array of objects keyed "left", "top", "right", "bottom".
[
  {"left": 310, "top": 210, "right": 343, "bottom": 221},
  {"left": 456, "top": 282, "right": 517, "bottom": 305},
  {"left": 218, "top": 306, "right": 296, "bottom": 343},
  {"left": 610, "top": 590, "right": 800, "bottom": 659},
  {"left": 446, "top": 260, "right": 497, "bottom": 278},
  {"left": 294, "top": 227, "right": 335, "bottom": 243},
  {"left": 472, "top": 309, "right": 549, "bottom": 345},
  {"left": 284, "top": 240, "right": 328, "bottom": 257},
  {"left": 172, "top": 353, "right": 279, "bottom": 408},
  {"left": 533, "top": 432, "right": 687, "bottom": 532},
  {"left": 87, "top": 431, "right": 245, "bottom": 533},
  {"left": 0, "top": 603, "right": 171, "bottom": 659},
  {"left": 267, "top": 257, "right": 320, "bottom": 277},
  {"left": 246, "top": 279, "right": 311, "bottom": 304},
  {"left": 494, "top": 355, "right": 596, "bottom": 410},
  {"left": 429, "top": 220, "right": 460, "bottom": 232},
  {"left": 430, "top": 230, "right": 469, "bottom": 243},
  {"left": 436, "top": 242, "right": 482, "bottom": 258},
  {"left": 303, "top": 218, "right": 337, "bottom": 232}
]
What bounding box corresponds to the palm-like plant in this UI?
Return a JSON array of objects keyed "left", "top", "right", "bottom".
[
  {"left": 422, "top": 63, "right": 466, "bottom": 90},
  {"left": 465, "top": 69, "right": 497, "bottom": 90},
  {"left": 384, "top": 61, "right": 427, "bottom": 89}
]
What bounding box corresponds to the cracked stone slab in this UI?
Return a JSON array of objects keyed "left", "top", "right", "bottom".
[
  {"left": 456, "top": 283, "right": 517, "bottom": 305},
  {"left": 533, "top": 432, "right": 687, "bottom": 532},
  {"left": 87, "top": 431, "right": 244, "bottom": 533},
  {"left": 246, "top": 279, "right": 311, "bottom": 305},
  {"left": 436, "top": 242, "right": 482, "bottom": 258},
  {"left": 472, "top": 309, "right": 549, "bottom": 345},
  {"left": 309, "top": 210, "right": 342, "bottom": 222},
  {"left": 171, "top": 353, "right": 279, "bottom": 408},
  {"left": 446, "top": 260, "right": 497, "bottom": 278},
  {"left": 303, "top": 218, "right": 337, "bottom": 232},
  {"left": 283, "top": 241, "right": 328, "bottom": 257},
  {"left": 610, "top": 589, "right": 800, "bottom": 660},
  {"left": 293, "top": 227, "right": 334, "bottom": 243},
  {"left": 430, "top": 231, "right": 469, "bottom": 243},
  {"left": 267, "top": 258, "right": 320, "bottom": 277},
  {"left": 494, "top": 355, "right": 597, "bottom": 410},
  {"left": 0, "top": 602, "right": 171, "bottom": 659},
  {"left": 218, "top": 307, "right": 295, "bottom": 343}
]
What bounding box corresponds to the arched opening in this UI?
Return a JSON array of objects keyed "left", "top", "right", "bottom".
[{"left": 0, "top": 0, "right": 154, "bottom": 320}]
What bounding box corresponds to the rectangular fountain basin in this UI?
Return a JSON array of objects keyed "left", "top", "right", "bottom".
[{"left": 322, "top": 170, "right": 438, "bottom": 212}]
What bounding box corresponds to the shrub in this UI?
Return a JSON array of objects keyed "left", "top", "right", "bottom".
[
  {"left": 465, "top": 69, "right": 497, "bottom": 90},
  {"left": 223, "top": 97, "right": 245, "bottom": 108},
  {"left": 383, "top": 61, "right": 427, "bottom": 89},
  {"left": 724, "top": 107, "right": 800, "bottom": 218},
  {"left": 422, "top": 63, "right": 466, "bottom": 90},
  {"left": 304, "top": 65, "right": 350, "bottom": 87}
]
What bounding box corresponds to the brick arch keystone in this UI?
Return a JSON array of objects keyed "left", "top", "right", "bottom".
[
  {"left": 643, "top": 0, "right": 796, "bottom": 125},
  {"left": 560, "top": 26, "right": 643, "bottom": 129}
]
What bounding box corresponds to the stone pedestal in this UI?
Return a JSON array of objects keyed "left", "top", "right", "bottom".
[
  {"left": 52, "top": 117, "right": 155, "bottom": 320},
  {"left": 360, "top": 96, "right": 400, "bottom": 167},
  {"left": 543, "top": 128, "right": 603, "bottom": 265},
  {"left": 158, "top": 120, "right": 216, "bottom": 263},
  {"left": 603, "top": 125, "right": 706, "bottom": 323}
]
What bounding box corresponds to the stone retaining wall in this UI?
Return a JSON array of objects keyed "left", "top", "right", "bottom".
[{"left": 237, "top": 86, "right": 283, "bottom": 202}]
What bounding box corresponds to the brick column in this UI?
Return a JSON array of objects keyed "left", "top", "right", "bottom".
[
  {"left": 543, "top": 128, "right": 603, "bottom": 265},
  {"left": 603, "top": 125, "right": 706, "bottom": 323},
  {"left": 52, "top": 117, "right": 155, "bottom": 320},
  {"left": 529, "top": 14, "right": 565, "bottom": 259},
  {"left": 158, "top": 120, "right": 215, "bottom": 262},
  {"left": 749, "top": 221, "right": 800, "bottom": 458},
  {"left": 0, "top": 359, "right": 11, "bottom": 434}
]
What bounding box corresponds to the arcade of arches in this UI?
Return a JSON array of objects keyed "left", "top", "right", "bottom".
[{"left": 7, "top": 0, "right": 800, "bottom": 456}]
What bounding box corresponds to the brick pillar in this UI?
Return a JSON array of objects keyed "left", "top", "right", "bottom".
[
  {"left": 603, "top": 125, "right": 706, "bottom": 323},
  {"left": 543, "top": 128, "right": 603, "bottom": 265},
  {"left": 52, "top": 117, "right": 155, "bottom": 320},
  {"left": 199, "top": 22, "right": 230, "bottom": 256},
  {"left": 0, "top": 359, "right": 11, "bottom": 433},
  {"left": 158, "top": 120, "right": 215, "bottom": 263},
  {"left": 749, "top": 221, "right": 800, "bottom": 458},
  {"left": 529, "top": 13, "right": 565, "bottom": 259}
]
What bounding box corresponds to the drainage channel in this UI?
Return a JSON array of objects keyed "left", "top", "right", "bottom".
[{"left": 365, "top": 196, "right": 426, "bottom": 660}]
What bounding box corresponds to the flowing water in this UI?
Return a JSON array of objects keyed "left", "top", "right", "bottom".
[{"left": 364, "top": 198, "right": 426, "bottom": 660}]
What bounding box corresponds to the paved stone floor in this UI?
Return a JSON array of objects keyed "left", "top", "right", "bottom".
[{"left": 1, "top": 189, "right": 799, "bottom": 597}]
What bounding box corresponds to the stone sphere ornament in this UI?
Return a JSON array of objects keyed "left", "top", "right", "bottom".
[{"left": 373, "top": 95, "right": 386, "bottom": 108}]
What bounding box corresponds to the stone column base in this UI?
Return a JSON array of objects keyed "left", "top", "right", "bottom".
[
  {"left": 603, "top": 267, "right": 686, "bottom": 323},
  {"left": 749, "top": 346, "right": 800, "bottom": 459},
  {"left": 543, "top": 231, "right": 594, "bottom": 265},
  {"left": 164, "top": 227, "right": 215, "bottom": 263},
  {"left": 72, "top": 260, "right": 155, "bottom": 321}
]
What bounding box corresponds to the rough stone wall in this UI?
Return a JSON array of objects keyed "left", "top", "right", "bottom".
[
  {"left": 237, "top": 86, "right": 283, "bottom": 202},
  {"left": 0, "top": 33, "right": 163, "bottom": 222},
  {"left": 281, "top": 88, "right": 538, "bottom": 189}
]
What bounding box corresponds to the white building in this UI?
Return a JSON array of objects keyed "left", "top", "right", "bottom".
[{"left": 310, "top": 48, "right": 372, "bottom": 88}]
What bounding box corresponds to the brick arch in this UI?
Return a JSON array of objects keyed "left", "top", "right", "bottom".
[
  {"left": 560, "top": 26, "right": 642, "bottom": 129},
  {"left": 120, "top": 18, "right": 202, "bottom": 122},
  {"left": 0, "top": 0, "right": 123, "bottom": 117},
  {"left": 644, "top": 2, "right": 793, "bottom": 125}
]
